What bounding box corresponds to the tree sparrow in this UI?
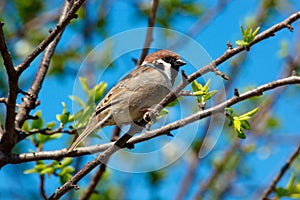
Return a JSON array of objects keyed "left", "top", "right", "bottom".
[{"left": 68, "top": 49, "right": 186, "bottom": 151}]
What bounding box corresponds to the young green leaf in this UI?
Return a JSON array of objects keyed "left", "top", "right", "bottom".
[
  {"left": 79, "top": 77, "right": 89, "bottom": 94},
  {"left": 31, "top": 110, "right": 43, "bottom": 129},
  {"left": 191, "top": 80, "right": 202, "bottom": 92}
]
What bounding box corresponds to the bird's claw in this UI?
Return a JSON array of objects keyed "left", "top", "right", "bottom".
[{"left": 143, "top": 108, "right": 160, "bottom": 130}]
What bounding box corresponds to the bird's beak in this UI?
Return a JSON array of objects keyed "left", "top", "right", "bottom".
[{"left": 174, "top": 59, "right": 187, "bottom": 67}]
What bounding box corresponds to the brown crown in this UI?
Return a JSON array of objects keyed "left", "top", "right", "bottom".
[{"left": 144, "top": 49, "right": 181, "bottom": 63}]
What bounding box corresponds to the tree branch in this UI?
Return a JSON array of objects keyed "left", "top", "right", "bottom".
[
  {"left": 149, "top": 11, "right": 300, "bottom": 119},
  {"left": 15, "top": 0, "right": 75, "bottom": 129},
  {"left": 137, "top": 0, "right": 159, "bottom": 65},
  {"left": 260, "top": 143, "right": 300, "bottom": 200},
  {"left": 79, "top": 128, "right": 120, "bottom": 200},
  {"left": 15, "top": 0, "right": 86, "bottom": 75},
  {"left": 0, "top": 22, "right": 19, "bottom": 153},
  {"left": 48, "top": 123, "right": 143, "bottom": 200}
]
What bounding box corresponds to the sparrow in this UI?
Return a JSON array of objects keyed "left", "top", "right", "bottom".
[{"left": 68, "top": 49, "right": 186, "bottom": 152}]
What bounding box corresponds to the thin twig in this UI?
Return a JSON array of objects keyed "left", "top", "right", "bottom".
[
  {"left": 39, "top": 174, "right": 47, "bottom": 200},
  {"left": 137, "top": 0, "right": 159, "bottom": 65},
  {"left": 15, "top": 0, "right": 86, "bottom": 75},
  {"left": 260, "top": 143, "right": 300, "bottom": 200},
  {"left": 193, "top": 142, "right": 239, "bottom": 199},
  {"left": 2, "top": 75, "right": 299, "bottom": 165},
  {"left": 149, "top": 11, "right": 300, "bottom": 120},
  {"left": 18, "top": 125, "right": 76, "bottom": 141},
  {"left": 0, "top": 97, "right": 7, "bottom": 105},
  {"left": 15, "top": 0, "right": 75, "bottom": 129},
  {"left": 79, "top": 127, "right": 120, "bottom": 200},
  {"left": 48, "top": 123, "right": 144, "bottom": 200},
  {"left": 79, "top": 164, "right": 107, "bottom": 200}
]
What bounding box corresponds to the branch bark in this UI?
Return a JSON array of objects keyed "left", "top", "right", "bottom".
[
  {"left": 2, "top": 11, "right": 300, "bottom": 166},
  {"left": 0, "top": 22, "right": 18, "bottom": 153},
  {"left": 15, "top": 0, "right": 86, "bottom": 75},
  {"left": 15, "top": 0, "right": 75, "bottom": 129},
  {"left": 137, "top": 0, "right": 159, "bottom": 65},
  {"left": 260, "top": 143, "right": 300, "bottom": 200},
  {"left": 149, "top": 11, "right": 300, "bottom": 118}
]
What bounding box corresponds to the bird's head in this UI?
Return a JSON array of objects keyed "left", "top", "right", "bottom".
[{"left": 142, "top": 49, "right": 186, "bottom": 85}]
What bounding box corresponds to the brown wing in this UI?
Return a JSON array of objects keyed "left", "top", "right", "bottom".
[{"left": 94, "top": 65, "right": 151, "bottom": 116}]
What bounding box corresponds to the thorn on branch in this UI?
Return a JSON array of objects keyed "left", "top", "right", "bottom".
[
  {"left": 73, "top": 13, "right": 78, "bottom": 19},
  {"left": 132, "top": 57, "right": 138, "bottom": 65},
  {"left": 212, "top": 67, "right": 230, "bottom": 80},
  {"left": 285, "top": 23, "right": 294, "bottom": 32},
  {"left": 28, "top": 115, "right": 39, "bottom": 120},
  {"left": 165, "top": 131, "right": 174, "bottom": 137},
  {"left": 234, "top": 88, "right": 240, "bottom": 97},
  {"left": 18, "top": 88, "right": 35, "bottom": 98},
  {"left": 71, "top": 184, "right": 80, "bottom": 190},
  {"left": 181, "top": 70, "right": 189, "bottom": 83},
  {"left": 227, "top": 41, "right": 233, "bottom": 50}
]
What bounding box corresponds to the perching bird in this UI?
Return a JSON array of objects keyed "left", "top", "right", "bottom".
[{"left": 68, "top": 49, "right": 186, "bottom": 152}]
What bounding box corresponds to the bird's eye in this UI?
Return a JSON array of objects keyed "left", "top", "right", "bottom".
[{"left": 163, "top": 57, "right": 175, "bottom": 63}]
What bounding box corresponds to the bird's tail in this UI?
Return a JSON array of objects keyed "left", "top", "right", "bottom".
[{"left": 67, "top": 113, "right": 112, "bottom": 152}]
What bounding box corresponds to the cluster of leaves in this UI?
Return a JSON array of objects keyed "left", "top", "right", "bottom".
[
  {"left": 69, "top": 77, "right": 107, "bottom": 129},
  {"left": 225, "top": 107, "right": 259, "bottom": 139},
  {"left": 23, "top": 77, "right": 107, "bottom": 183},
  {"left": 24, "top": 158, "right": 74, "bottom": 184},
  {"left": 275, "top": 173, "right": 300, "bottom": 199},
  {"left": 236, "top": 25, "right": 260, "bottom": 46},
  {"left": 22, "top": 110, "right": 61, "bottom": 147},
  {"left": 191, "top": 79, "right": 217, "bottom": 109}
]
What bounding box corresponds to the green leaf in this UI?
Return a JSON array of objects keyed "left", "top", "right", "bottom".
[
  {"left": 157, "top": 109, "right": 169, "bottom": 119},
  {"left": 22, "top": 120, "right": 29, "bottom": 132},
  {"left": 79, "top": 77, "right": 89, "bottom": 94},
  {"left": 287, "top": 173, "right": 295, "bottom": 191},
  {"left": 233, "top": 120, "right": 242, "bottom": 133},
  {"left": 237, "top": 130, "right": 246, "bottom": 139},
  {"left": 204, "top": 90, "right": 218, "bottom": 100},
  {"left": 191, "top": 80, "right": 202, "bottom": 92},
  {"left": 24, "top": 168, "right": 37, "bottom": 174},
  {"left": 46, "top": 121, "right": 56, "bottom": 129},
  {"left": 236, "top": 40, "right": 249, "bottom": 46},
  {"left": 59, "top": 166, "right": 75, "bottom": 176},
  {"left": 239, "top": 107, "right": 260, "bottom": 118},
  {"left": 276, "top": 187, "right": 289, "bottom": 197},
  {"left": 59, "top": 174, "right": 72, "bottom": 184},
  {"left": 48, "top": 133, "right": 62, "bottom": 140},
  {"left": 60, "top": 158, "right": 73, "bottom": 168},
  {"left": 37, "top": 133, "right": 49, "bottom": 143},
  {"left": 252, "top": 27, "right": 260, "bottom": 37},
  {"left": 69, "top": 95, "right": 85, "bottom": 108},
  {"left": 193, "top": 91, "right": 205, "bottom": 96},
  {"left": 40, "top": 167, "right": 55, "bottom": 175},
  {"left": 34, "top": 163, "right": 47, "bottom": 172},
  {"left": 235, "top": 115, "right": 251, "bottom": 121},
  {"left": 241, "top": 120, "right": 250, "bottom": 130},
  {"left": 94, "top": 82, "right": 107, "bottom": 103},
  {"left": 31, "top": 110, "right": 43, "bottom": 129},
  {"left": 203, "top": 79, "right": 211, "bottom": 93},
  {"left": 60, "top": 112, "right": 70, "bottom": 125},
  {"left": 240, "top": 25, "right": 245, "bottom": 36}
]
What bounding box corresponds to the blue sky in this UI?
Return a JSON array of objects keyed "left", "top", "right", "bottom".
[{"left": 1, "top": 0, "right": 300, "bottom": 199}]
